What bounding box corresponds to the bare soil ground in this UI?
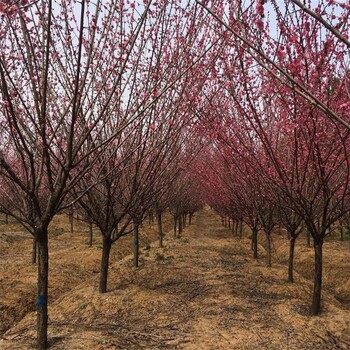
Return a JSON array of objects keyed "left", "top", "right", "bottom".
[{"left": 0, "top": 208, "right": 350, "bottom": 349}]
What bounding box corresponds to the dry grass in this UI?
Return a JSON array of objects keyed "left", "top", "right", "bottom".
[
  {"left": 256, "top": 228, "right": 350, "bottom": 305},
  {"left": 0, "top": 212, "right": 172, "bottom": 337},
  {"left": 0, "top": 210, "right": 349, "bottom": 349}
]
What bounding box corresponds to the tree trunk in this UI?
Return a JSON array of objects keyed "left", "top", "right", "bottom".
[
  {"left": 69, "top": 210, "right": 73, "bottom": 234},
  {"left": 288, "top": 236, "right": 296, "bottom": 283},
  {"left": 266, "top": 232, "right": 272, "bottom": 267},
  {"left": 99, "top": 236, "right": 112, "bottom": 293},
  {"left": 88, "top": 221, "right": 93, "bottom": 247},
  {"left": 178, "top": 215, "right": 183, "bottom": 236},
  {"left": 235, "top": 221, "right": 239, "bottom": 236},
  {"left": 112, "top": 223, "right": 119, "bottom": 241},
  {"left": 253, "top": 228, "right": 258, "bottom": 259},
  {"left": 307, "top": 230, "right": 311, "bottom": 248},
  {"left": 32, "top": 238, "right": 37, "bottom": 264},
  {"left": 228, "top": 218, "right": 231, "bottom": 229},
  {"left": 311, "top": 239, "right": 323, "bottom": 315},
  {"left": 189, "top": 213, "right": 192, "bottom": 226},
  {"left": 174, "top": 217, "right": 177, "bottom": 237},
  {"left": 157, "top": 210, "right": 163, "bottom": 248},
  {"left": 36, "top": 229, "right": 49, "bottom": 350},
  {"left": 134, "top": 222, "right": 139, "bottom": 268},
  {"left": 239, "top": 221, "right": 243, "bottom": 239}
]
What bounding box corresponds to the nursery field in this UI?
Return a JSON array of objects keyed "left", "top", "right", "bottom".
[{"left": 0, "top": 208, "right": 350, "bottom": 349}]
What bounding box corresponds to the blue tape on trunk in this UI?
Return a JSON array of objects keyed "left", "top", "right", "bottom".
[
  {"left": 37, "top": 295, "right": 46, "bottom": 309},
  {"left": 134, "top": 239, "right": 138, "bottom": 246}
]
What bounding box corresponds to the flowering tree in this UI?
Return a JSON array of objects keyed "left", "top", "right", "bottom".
[
  {"left": 168, "top": 171, "right": 204, "bottom": 237},
  {"left": 0, "top": 0, "right": 178, "bottom": 347},
  {"left": 191, "top": 0, "right": 350, "bottom": 316},
  {"left": 1, "top": 2, "right": 349, "bottom": 347}
]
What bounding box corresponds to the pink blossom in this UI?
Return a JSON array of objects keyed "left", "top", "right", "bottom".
[
  {"left": 0, "top": 2, "right": 6, "bottom": 14},
  {"left": 277, "top": 47, "right": 286, "bottom": 61},
  {"left": 256, "top": 3, "right": 264, "bottom": 17},
  {"left": 254, "top": 18, "right": 264, "bottom": 31}
]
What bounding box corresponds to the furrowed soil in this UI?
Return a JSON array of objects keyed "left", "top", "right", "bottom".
[{"left": 0, "top": 208, "right": 350, "bottom": 349}]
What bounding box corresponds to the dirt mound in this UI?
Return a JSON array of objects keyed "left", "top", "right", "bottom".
[
  {"left": 0, "top": 212, "right": 172, "bottom": 339},
  {"left": 0, "top": 210, "right": 349, "bottom": 349},
  {"left": 256, "top": 229, "right": 350, "bottom": 305}
]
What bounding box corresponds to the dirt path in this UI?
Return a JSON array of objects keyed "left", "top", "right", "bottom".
[{"left": 1, "top": 208, "right": 350, "bottom": 349}]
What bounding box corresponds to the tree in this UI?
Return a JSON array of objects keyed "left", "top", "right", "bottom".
[
  {"left": 196, "top": 0, "right": 350, "bottom": 129},
  {"left": 276, "top": 196, "right": 303, "bottom": 283},
  {"left": 0, "top": 1, "right": 156, "bottom": 347},
  {"left": 192, "top": 0, "right": 350, "bottom": 314},
  {"left": 168, "top": 172, "right": 204, "bottom": 237}
]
